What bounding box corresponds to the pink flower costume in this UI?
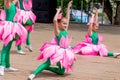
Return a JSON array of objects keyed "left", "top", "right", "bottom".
[
  {"left": 0, "top": 21, "right": 27, "bottom": 46},
  {"left": 14, "top": 0, "right": 36, "bottom": 53},
  {"left": 14, "top": 0, "right": 36, "bottom": 32},
  {"left": 0, "top": 4, "right": 27, "bottom": 46},
  {"left": 73, "top": 33, "right": 110, "bottom": 57},
  {"left": 73, "top": 13, "right": 114, "bottom": 57},
  {"left": 37, "top": 36, "right": 76, "bottom": 72}
]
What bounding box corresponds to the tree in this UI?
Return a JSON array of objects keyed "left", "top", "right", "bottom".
[
  {"left": 96, "top": 0, "right": 120, "bottom": 25},
  {"left": 114, "top": 1, "right": 120, "bottom": 25},
  {"left": 0, "top": 0, "right": 4, "bottom": 9},
  {"left": 98, "top": 0, "right": 113, "bottom": 24},
  {"left": 57, "top": 0, "right": 88, "bottom": 16},
  {"left": 57, "top": 0, "right": 120, "bottom": 25}
]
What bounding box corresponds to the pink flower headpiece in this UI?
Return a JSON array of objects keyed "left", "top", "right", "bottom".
[{"left": 58, "top": 12, "right": 62, "bottom": 21}]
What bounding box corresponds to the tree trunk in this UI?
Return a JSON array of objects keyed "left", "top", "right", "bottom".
[
  {"left": 99, "top": 0, "right": 112, "bottom": 24},
  {"left": 114, "top": 2, "right": 120, "bottom": 25}
]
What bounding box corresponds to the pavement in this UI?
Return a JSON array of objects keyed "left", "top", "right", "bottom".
[{"left": 0, "top": 23, "right": 120, "bottom": 80}]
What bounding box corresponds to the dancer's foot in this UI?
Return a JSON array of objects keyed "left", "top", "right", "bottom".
[
  {"left": 5, "top": 67, "right": 18, "bottom": 72},
  {"left": 25, "top": 45, "right": 33, "bottom": 52},
  {"left": 0, "top": 66, "right": 4, "bottom": 76},
  {"left": 17, "top": 50, "right": 26, "bottom": 55},
  {"left": 28, "top": 74, "right": 35, "bottom": 80},
  {"left": 113, "top": 53, "right": 120, "bottom": 58}
]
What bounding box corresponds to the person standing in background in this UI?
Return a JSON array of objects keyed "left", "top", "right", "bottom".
[{"left": 14, "top": 0, "right": 36, "bottom": 55}]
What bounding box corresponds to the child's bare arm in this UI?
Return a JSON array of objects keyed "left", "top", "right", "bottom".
[
  {"left": 87, "top": 14, "right": 94, "bottom": 36},
  {"left": 65, "top": 0, "right": 72, "bottom": 29},
  {"left": 53, "top": 7, "right": 61, "bottom": 36}
]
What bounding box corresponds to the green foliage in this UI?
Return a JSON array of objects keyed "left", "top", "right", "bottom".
[
  {"left": 0, "top": 0, "right": 4, "bottom": 9},
  {"left": 57, "top": 0, "right": 120, "bottom": 24},
  {"left": 57, "top": 0, "right": 70, "bottom": 17},
  {"left": 114, "top": 0, "right": 120, "bottom": 3},
  {"left": 57, "top": 0, "right": 89, "bottom": 16}
]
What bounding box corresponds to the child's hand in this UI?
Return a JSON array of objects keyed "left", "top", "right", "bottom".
[
  {"left": 93, "top": 7, "right": 98, "bottom": 12},
  {"left": 68, "top": 0, "right": 73, "bottom": 8},
  {"left": 56, "top": 6, "right": 61, "bottom": 12}
]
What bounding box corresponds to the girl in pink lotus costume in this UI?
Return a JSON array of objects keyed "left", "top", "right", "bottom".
[
  {"left": 14, "top": 0, "right": 36, "bottom": 54},
  {"left": 0, "top": 0, "right": 27, "bottom": 76},
  {"left": 28, "top": 1, "right": 76, "bottom": 80},
  {"left": 73, "top": 7, "right": 120, "bottom": 58}
]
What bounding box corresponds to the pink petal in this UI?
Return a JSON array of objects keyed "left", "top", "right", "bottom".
[
  {"left": 0, "top": 10, "right": 6, "bottom": 21},
  {"left": 4, "top": 34, "right": 13, "bottom": 46},
  {"left": 23, "top": 0, "right": 32, "bottom": 10},
  {"left": 51, "top": 48, "right": 64, "bottom": 64}
]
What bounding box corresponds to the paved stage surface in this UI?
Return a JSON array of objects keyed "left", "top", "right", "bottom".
[{"left": 0, "top": 23, "right": 120, "bottom": 80}]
